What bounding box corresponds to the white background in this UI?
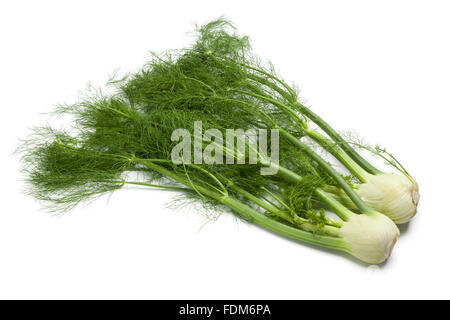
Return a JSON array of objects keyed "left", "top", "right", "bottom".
[{"left": 1, "top": 0, "right": 448, "bottom": 299}]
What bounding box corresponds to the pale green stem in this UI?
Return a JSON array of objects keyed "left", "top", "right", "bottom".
[
  {"left": 305, "top": 128, "right": 370, "bottom": 182},
  {"left": 137, "top": 159, "right": 346, "bottom": 248}
]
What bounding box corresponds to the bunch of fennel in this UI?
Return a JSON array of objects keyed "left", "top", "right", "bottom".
[{"left": 18, "top": 19, "right": 419, "bottom": 264}]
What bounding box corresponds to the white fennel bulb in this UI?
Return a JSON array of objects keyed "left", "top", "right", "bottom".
[
  {"left": 339, "top": 211, "right": 400, "bottom": 264},
  {"left": 356, "top": 173, "right": 419, "bottom": 224}
]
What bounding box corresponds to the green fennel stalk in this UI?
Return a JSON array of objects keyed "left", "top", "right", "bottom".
[{"left": 182, "top": 18, "right": 419, "bottom": 223}]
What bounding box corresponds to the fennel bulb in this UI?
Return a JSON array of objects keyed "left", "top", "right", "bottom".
[
  {"left": 356, "top": 173, "right": 419, "bottom": 224},
  {"left": 339, "top": 211, "right": 400, "bottom": 263}
]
